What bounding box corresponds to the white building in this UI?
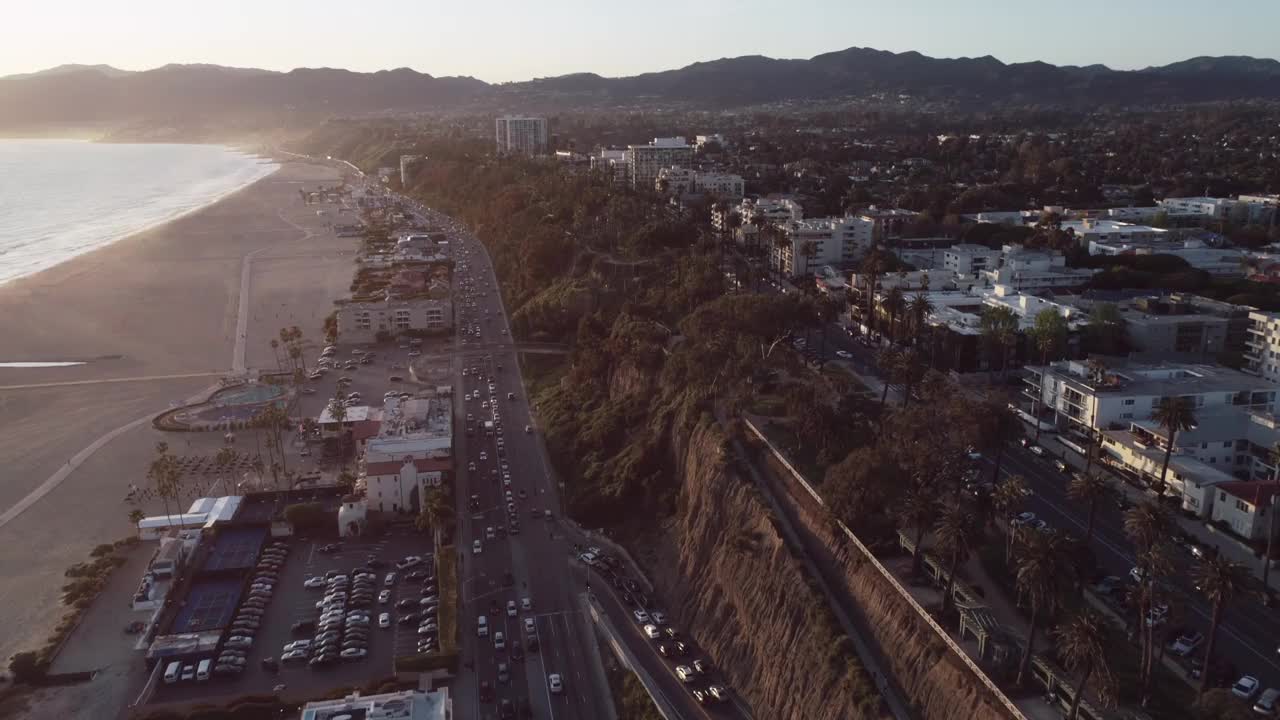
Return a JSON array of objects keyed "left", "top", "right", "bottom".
[
  {"left": 1245, "top": 311, "right": 1280, "bottom": 383},
  {"left": 1024, "top": 360, "right": 1278, "bottom": 437},
  {"left": 769, "top": 216, "right": 876, "bottom": 278},
  {"left": 1159, "top": 196, "right": 1237, "bottom": 220},
  {"left": 335, "top": 297, "right": 453, "bottom": 344},
  {"left": 1210, "top": 482, "right": 1280, "bottom": 541},
  {"left": 299, "top": 688, "right": 451, "bottom": 720},
  {"left": 625, "top": 137, "right": 693, "bottom": 190},
  {"left": 944, "top": 244, "right": 1002, "bottom": 276},
  {"left": 495, "top": 116, "right": 548, "bottom": 156},
  {"left": 721, "top": 197, "right": 804, "bottom": 237},
  {"left": 590, "top": 149, "right": 630, "bottom": 182},
  {"left": 1058, "top": 218, "right": 1169, "bottom": 247},
  {"left": 655, "top": 167, "right": 744, "bottom": 199},
  {"left": 694, "top": 133, "right": 725, "bottom": 149},
  {"left": 977, "top": 245, "right": 1095, "bottom": 291},
  {"left": 362, "top": 394, "right": 453, "bottom": 514}
]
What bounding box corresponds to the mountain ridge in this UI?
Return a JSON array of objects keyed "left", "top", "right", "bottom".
[{"left": 2, "top": 46, "right": 1278, "bottom": 130}]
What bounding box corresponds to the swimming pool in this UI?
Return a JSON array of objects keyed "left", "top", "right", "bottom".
[{"left": 214, "top": 383, "right": 285, "bottom": 406}]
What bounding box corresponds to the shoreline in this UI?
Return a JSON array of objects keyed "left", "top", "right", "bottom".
[
  {"left": 0, "top": 159, "right": 358, "bottom": 668},
  {"left": 0, "top": 140, "right": 281, "bottom": 287}
]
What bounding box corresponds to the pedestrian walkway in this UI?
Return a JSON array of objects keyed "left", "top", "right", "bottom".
[{"left": 1031, "top": 428, "right": 1277, "bottom": 592}]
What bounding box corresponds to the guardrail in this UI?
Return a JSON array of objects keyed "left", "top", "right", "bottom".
[{"left": 742, "top": 417, "right": 1030, "bottom": 720}]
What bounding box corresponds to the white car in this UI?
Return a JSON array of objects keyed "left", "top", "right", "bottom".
[
  {"left": 384, "top": 572, "right": 397, "bottom": 586},
  {"left": 643, "top": 624, "right": 661, "bottom": 639},
  {"left": 304, "top": 577, "right": 326, "bottom": 589},
  {"left": 524, "top": 617, "right": 536, "bottom": 635},
  {"left": 507, "top": 600, "right": 517, "bottom": 617},
  {"left": 494, "top": 631, "right": 505, "bottom": 650},
  {"left": 676, "top": 665, "right": 695, "bottom": 682},
  {"left": 548, "top": 673, "right": 563, "bottom": 694},
  {"left": 1233, "top": 675, "right": 1261, "bottom": 700},
  {"left": 521, "top": 597, "right": 532, "bottom": 611},
  {"left": 378, "top": 590, "right": 391, "bottom": 604},
  {"left": 835, "top": 350, "right": 853, "bottom": 359},
  {"left": 378, "top": 613, "right": 391, "bottom": 628},
  {"left": 472, "top": 540, "right": 483, "bottom": 554},
  {"left": 633, "top": 609, "right": 649, "bottom": 624}
]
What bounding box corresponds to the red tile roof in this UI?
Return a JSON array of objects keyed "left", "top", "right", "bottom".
[
  {"left": 352, "top": 420, "right": 382, "bottom": 443},
  {"left": 365, "top": 457, "right": 451, "bottom": 476},
  {"left": 1218, "top": 481, "right": 1280, "bottom": 508}
]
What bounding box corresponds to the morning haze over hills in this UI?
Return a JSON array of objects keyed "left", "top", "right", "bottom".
[{"left": 3, "top": 46, "right": 1280, "bottom": 130}]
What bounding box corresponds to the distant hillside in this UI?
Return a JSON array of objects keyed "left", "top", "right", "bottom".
[{"left": 2, "top": 48, "right": 1278, "bottom": 131}]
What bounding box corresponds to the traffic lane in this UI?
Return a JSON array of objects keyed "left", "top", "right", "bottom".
[
  {"left": 1000, "top": 450, "right": 1280, "bottom": 687},
  {"left": 585, "top": 564, "right": 737, "bottom": 719}
]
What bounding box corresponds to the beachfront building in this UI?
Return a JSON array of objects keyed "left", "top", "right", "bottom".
[
  {"left": 625, "top": 137, "right": 693, "bottom": 190},
  {"left": 495, "top": 116, "right": 548, "bottom": 156},
  {"left": 361, "top": 392, "right": 453, "bottom": 514},
  {"left": 298, "top": 689, "right": 451, "bottom": 720},
  {"left": 334, "top": 296, "right": 453, "bottom": 344}
]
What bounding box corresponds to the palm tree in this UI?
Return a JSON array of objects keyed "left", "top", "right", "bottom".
[
  {"left": 1014, "top": 530, "right": 1074, "bottom": 688},
  {"left": 1123, "top": 501, "right": 1171, "bottom": 703},
  {"left": 1192, "top": 553, "right": 1247, "bottom": 700},
  {"left": 897, "top": 484, "right": 939, "bottom": 576},
  {"left": 979, "top": 306, "right": 1019, "bottom": 378},
  {"left": 934, "top": 503, "right": 978, "bottom": 615},
  {"left": 215, "top": 446, "right": 238, "bottom": 496},
  {"left": 1029, "top": 310, "right": 1069, "bottom": 441},
  {"left": 992, "top": 474, "right": 1029, "bottom": 559},
  {"left": 1067, "top": 472, "right": 1109, "bottom": 547},
  {"left": 860, "top": 251, "right": 886, "bottom": 339},
  {"left": 876, "top": 348, "right": 903, "bottom": 418},
  {"left": 1151, "top": 397, "right": 1197, "bottom": 498},
  {"left": 417, "top": 487, "right": 453, "bottom": 552},
  {"left": 908, "top": 293, "right": 935, "bottom": 364},
  {"left": 883, "top": 286, "right": 907, "bottom": 344},
  {"left": 269, "top": 339, "right": 282, "bottom": 371},
  {"left": 1054, "top": 610, "right": 1114, "bottom": 720}
]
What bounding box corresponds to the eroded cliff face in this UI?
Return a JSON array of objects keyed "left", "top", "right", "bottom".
[{"left": 635, "top": 409, "right": 888, "bottom": 720}]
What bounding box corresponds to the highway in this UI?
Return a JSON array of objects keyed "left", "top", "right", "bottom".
[{"left": 405, "top": 202, "right": 610, "bottom": 720}]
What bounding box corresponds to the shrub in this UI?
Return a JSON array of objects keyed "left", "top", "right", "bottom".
[
  {"left": 90, "top": 544, "right": 115, "bottom": 558},
  {"left": 9, "top": 652, "right": 46, "bottom": 684}
]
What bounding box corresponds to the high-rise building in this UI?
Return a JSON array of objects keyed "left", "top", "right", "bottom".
[
  {"left": 495, "top": 116, "right": 548, "bottom": 155},
  {"left": 624, "top": 137, "right": 692, "bottom": 190}
]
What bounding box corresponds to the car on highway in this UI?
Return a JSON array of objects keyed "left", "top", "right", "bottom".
[
  {"left": 472, "top": 540, "right": 482, "bottom": 554},
  {"left": 835, "top": 350, "right": 853, "bottom": 359},
  {"left": 548, "top": 673, "right": 563, "bottom": 694},
  {"left": 643, "top": 624, "right": 661, "bottom": 639}
]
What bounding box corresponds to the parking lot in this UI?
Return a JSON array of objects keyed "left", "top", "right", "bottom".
[{"left": 149, "top": 528, "right": 434, "bottom": 704}]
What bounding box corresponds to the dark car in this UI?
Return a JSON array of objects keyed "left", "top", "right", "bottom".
[
  {"left": 366, "top": 558, "right": 387, "bottom": 569},
  {"left": 399, "top": 613, "right": 419, "bottom": 625},
  {"left": 510, "top": 644, "right": 524, "bottom": 662},
  {"left": 620, "top": 591, "right": 634, "bottom": 606},
  {"left": 261, "top": 657, "right": 279, "bottom": 672},
  {"left": 499, "top": 699, "right": 515, "bottom": 720},
  {"left": 479, "top": 680, "right": 494, "bottom": 703},
  {"left": 396, "top": 599, "right": 417, "bottom": 610},
  {"left": 527, "top": 636, "right": 539, "bottom": 653}
]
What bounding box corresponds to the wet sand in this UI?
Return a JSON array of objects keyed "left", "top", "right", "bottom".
[{"left": 0, "top": 160, "right": 358, "bottom": 666}]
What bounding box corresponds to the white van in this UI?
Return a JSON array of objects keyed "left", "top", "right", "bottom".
[
  {"left": 163, "top": 661, "right": 181, "bottom": 684},
  {"left": 196, "top": 658, "right": 211, "bottom": 682},
  {"left": 477, "top": 615, "right": 489, "bottom": 637}
]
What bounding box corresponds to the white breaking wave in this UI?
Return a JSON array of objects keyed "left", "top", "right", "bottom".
[{"left": 0, "top": 140, "right": 280, "bottom": 285}]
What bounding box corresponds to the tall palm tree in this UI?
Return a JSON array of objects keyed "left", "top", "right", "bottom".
[
  {"left": 1029, "top": 311, "right": 1067, "bottom": 442},
  {"left": 1054, "top": 610, "right": 1114, "bottom": 720},
  {"left": 1014, "top": 530, "right": 1074, "bottom": 688},
  {"left": 1067, "top": 472, "right": 1109, "bottom": 547},
  {"left": 897, "top": 485, "right": 939, "bottom": 576},
  {"left": 979, "top": 306, "right": 1019, "bottom": 378},
  {"left": 1123, "top": 501, "right": 1171, "bottom": 703},
  {"left": 875, "top": 348, "right": 903, "bottom": 418},
  {"left": 269, "top": 339, "right": 282, "bottom": 372},
  {"left": 992, "top": 474, "right": 1029, "bottom": 560},
  {"left": 908, "top": 293, "right": 935, "bottom": 365},
  {"left": 215, "top": 446, "right": 238, "bottom": 496},
  {"left": 934, "top": 503, "right": 978, "bottom": 615},
  {"left": 883, "top": 286, "right": 907, "bottom": 344},
  {"left": 1192, "top": 553, "right": 1247, "bottom": 700},
  {"left": 418, "top": 487, "right": 453, "bottom": 553},
  {"left": 1151, "top": 397, "right": 1196, "bottom": 498},
  {"left": 861, "top": 252, "right": 886, "bottom": 339}
]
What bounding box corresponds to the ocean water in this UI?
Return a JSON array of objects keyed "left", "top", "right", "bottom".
[{"left": 0, "top": 139, "right": 279, "bottom": 285}]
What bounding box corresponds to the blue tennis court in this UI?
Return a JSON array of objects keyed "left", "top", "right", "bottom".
[
  {"left": 201, "top": 526, "right": 268, "bottom": 572},
  {"left": 172, "top": 578, "right": 241, "bottom": 633}
]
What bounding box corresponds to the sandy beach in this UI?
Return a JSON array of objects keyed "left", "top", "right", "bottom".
[{"left": 0, "top": 160, "right": 357, "bottom": 666}]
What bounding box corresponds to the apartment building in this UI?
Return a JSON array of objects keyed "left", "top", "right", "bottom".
[
  {"left": 495, "top": 116, "right": 548, "bottom": 155},
  {"left": 1058, "top": 218, "right": 1169, "bottom": 247},
  {"left": 977, "top": 245, "right": 1095, "bottom": 291},
  {"left": 1210, "top": 482, "right": 1280, "bottom": 541},
  {"left": 590, "top": 149, "right": 630, "bottom": 183},
  {"left": 944, "top": 244, "right": 1002, "bottom": 276},
  {"left": 655, "top": 167, "right": 745, "bottom": 199},
  {"left": 1245, "top": 310, "right": 1280, "bottom": 383},
  {"left": 1024, "top": 360, "right": 1277, "bottom": 437},
  {"left": 335, "top": 297, "right": 453, "bottom": 344},
  {"left": 625, "top": 137, "right": 693, "bottom": 190},
  {"left": 719, "top": 197, "right": 804, "bottom": 236},
  {"left": 1105, "top": 294, "right": 1252, "bottom": 359},
  {"left": 769, "top": 216, "right": 875, "bottom": 278}
]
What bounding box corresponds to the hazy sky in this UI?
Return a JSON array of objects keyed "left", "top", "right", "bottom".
[{"left": 4, "top": 0, "right": 1278, "bottom": 81}]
